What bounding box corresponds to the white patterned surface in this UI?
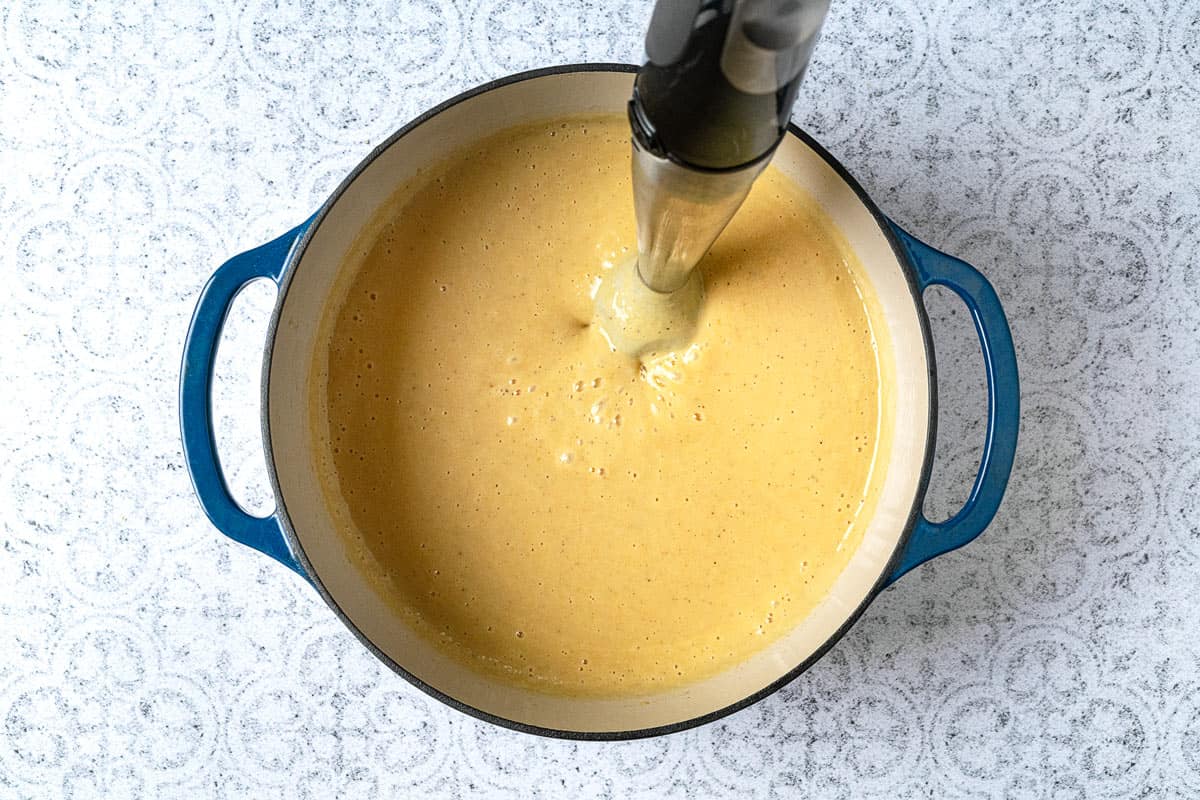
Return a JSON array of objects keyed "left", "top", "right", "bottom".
[{"left": 1, "top": 0, "right": 1197, "bottom": 796}]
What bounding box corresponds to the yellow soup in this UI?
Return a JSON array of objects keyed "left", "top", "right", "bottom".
[{"left": 311, "top": 113, "right": 893, "bottom": 698}]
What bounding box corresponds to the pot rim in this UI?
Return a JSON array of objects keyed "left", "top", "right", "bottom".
[{"left": 261, "top": 63, "right": 938, "bottom": 740}]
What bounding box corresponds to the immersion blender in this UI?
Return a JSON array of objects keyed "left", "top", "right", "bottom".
[
  {"left": 630, "top": 0, "right": 831, "bottom": 294},
  {"left": 592, "top": 0, "right": 831, "bottom": 357}
]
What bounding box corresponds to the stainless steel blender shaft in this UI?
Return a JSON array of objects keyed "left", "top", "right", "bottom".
[{"left": 632, "top": 144, "right": 767, "bottom": 294}]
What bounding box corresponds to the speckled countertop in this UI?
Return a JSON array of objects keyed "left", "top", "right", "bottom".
[{"left": 2, "top": 0, "right": 1199, "bottom": 797}]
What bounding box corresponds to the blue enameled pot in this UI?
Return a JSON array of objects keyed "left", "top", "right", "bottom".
[{"left": 180, "top": 65, "right": 1019, "bottom": 739}]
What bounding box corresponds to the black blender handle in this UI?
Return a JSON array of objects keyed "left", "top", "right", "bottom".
[{"left": 632, "top": 0, "right": 829, "bottom": 172}]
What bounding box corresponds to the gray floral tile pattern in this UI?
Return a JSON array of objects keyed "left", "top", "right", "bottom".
[{"left": 1, "top": 0, "right": 1197, "bottom": 796}]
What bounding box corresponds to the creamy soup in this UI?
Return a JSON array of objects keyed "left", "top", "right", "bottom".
[{"left": 310, "top": 114, "right": 893, "bottom": 698}]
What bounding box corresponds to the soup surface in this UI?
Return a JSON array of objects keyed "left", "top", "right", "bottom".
[{"left": 311, "top": 113, "right": 892, "bottom": 697}]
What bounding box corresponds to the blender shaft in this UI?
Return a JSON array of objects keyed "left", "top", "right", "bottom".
[{"left": 631, "top": 142, "right": 767, "bottom": 294}]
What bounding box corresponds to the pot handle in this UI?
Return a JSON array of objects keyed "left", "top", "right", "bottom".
[
  {"left": 179, "top": 221, "right": 312, "bottom": 578},
  {"left": 885, "top": 221, "right": 1019, "bottom": 583}
]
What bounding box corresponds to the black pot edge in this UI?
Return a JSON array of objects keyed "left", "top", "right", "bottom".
[{"left": 260, "top": 63, "right": 939, "bottom": 741}]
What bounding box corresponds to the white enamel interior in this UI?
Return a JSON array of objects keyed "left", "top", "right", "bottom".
[{"left": 266, "top": 69, "right": 931, "bottom": 733}]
